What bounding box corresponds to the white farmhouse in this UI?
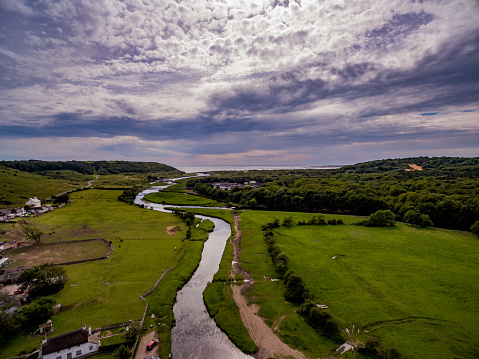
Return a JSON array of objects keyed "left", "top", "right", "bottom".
[
  {"left": 26, "top": 197, "right": 41, "bottom": 208},
  {"left": 39, "top": 326, "right": 100, "bottom": 359}
]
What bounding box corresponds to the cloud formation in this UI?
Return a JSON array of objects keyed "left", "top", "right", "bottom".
[{"left": 0, "top": 0, "right": 478, "bottom": 166}]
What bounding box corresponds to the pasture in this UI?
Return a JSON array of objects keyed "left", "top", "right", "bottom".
[
  {"left": 93, "top": 173, "right": 149, "bottom": 188},
  {"left": 0, "top": 166, "right": 92, "bottom": 208},
  {"left": 144, "top": 190, "right": 219, "bottom": 206},
  {"left": 238, "top": 210, "right": 479, "bottom": 359},
  {"left": 5, "top": 239, "right": 110, "bottom": 268},
  {"left": 0, "top": 189, "right": 199, "bottom": 358}
]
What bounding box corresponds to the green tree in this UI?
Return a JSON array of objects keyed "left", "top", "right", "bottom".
[
  {"left": 17, "top": 264, "right": 66, "bottom": 298},
  {"left": 124, "top": 322, "right": 141, "bottom": 342},
  {"left": 471, "top": 220, "right": 479, "bottom": 237},
  {"left": 115, "top": 345, "right": 132, "bottom": 359},
  {"left": 404, "top": 210, "right": 433, "bottom": 228},
  {"left": 284, "top": 273, "right": 308, "bottom": 303},
  {"left": 18, "top": 263, "right": 66, "bottom": 285},
  {"left": 404, "top": 210, "right": 422, "bottom": 226},
  {"left": 420, "top": 214, "right": 434, "bottom": 228},
  {"left": 15, "top": 219, "right": 44, "bottom": 243},
  {"left": 18, "top": 298, "right": 55, "bottom": 327},
  {"left": 183, "top": 211, "right": 195, "bottom": 226},
  {"left": 368, "top": 210, "right": 395, "bottom": 226}
]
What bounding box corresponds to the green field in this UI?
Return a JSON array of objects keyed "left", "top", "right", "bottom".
[
  {"left": 0, "top": 189, "right": 206, "bottom": 358},
  {"left": 144, "top": 188, "right": 220, "bottom": 206},
  {"left": 236, "top": 210, "right": 479, "bottom": 359},
  {"left": 3, "top": 175, "right": 478, "bottom": 359},
  {"left": 93, "top": 173, "right": 151, "bottom": 188},
  {"left": 0, "top": 166, "right": 92, "bottom": 208}
]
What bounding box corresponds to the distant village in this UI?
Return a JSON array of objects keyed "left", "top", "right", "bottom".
[
  {"left": 212, "top": 180, "right": 260, "bottom": 191},
  {"left": 0, "top": 196, "right": 72, "bottom": 223}
]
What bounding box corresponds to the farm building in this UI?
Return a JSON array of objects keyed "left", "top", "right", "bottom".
[
  {"left": 38, "top": 326, "right": 100, "bottom": 359},
  {"left": 26, "top": 197, "right": 41, "bottom": 208}
]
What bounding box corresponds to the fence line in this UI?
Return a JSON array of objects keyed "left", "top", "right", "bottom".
[{"left": 130, "top": 268, "right": 170, "bottom": 359}]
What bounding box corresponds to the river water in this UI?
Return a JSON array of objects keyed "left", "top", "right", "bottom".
[{"left": 135, "top": 182, "right": 253, "bottom": 359}]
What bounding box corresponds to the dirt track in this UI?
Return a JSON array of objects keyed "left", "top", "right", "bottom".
[{"left": 231, "top": 215, "right": 307, "bottom": 359}]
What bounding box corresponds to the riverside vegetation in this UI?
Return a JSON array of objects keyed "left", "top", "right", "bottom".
[
  {"left": 1, "top": 157, "right": 478, "bottom": 359},
  {"left": 199, "top": 208, "right": 479, "bottom": 359}
]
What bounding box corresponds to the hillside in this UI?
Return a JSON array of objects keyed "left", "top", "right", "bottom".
[
  {"left": 0, "top": 160, "right": 182, "bottom": 208},
  {"left": 0, "top": 166, "right": 92, "bottom": 208},
  {"left": 0, "top": 160, "right": 180, "bottom": 175}
]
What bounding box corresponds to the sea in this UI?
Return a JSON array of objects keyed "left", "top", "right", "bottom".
[{"left": 176, "top": 165, "right": 342, "bottom": 173}]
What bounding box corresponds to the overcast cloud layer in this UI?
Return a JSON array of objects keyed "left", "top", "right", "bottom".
[{"left": 1, "top": 0, "right": 478, "bottom": 167}]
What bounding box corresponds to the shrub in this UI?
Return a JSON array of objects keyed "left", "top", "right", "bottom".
[
  {"left": 284, "top": 272, "right": 308, "bottom": 303},
  {"left": 298, "top": 301, "right": 342, "bottom": 342},
  {"left": 470, "top": 220, "right": 479, "bottom": 237}
]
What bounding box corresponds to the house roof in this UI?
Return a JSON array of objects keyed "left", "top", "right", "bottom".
[{"left": 42, "top": 328, "right": 88, "bottom": 355}]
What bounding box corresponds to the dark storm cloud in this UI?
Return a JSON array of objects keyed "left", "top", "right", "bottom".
[
  {"left": 1, "top": 0, "right": 478, "bottom": 164},
  {"left": 205, "top": 31, "right": 479, "bottom": 123}
]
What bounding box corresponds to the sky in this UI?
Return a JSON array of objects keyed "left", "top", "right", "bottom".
[{"left": 0, "top": 0, "right": 478, "bottom": 168}]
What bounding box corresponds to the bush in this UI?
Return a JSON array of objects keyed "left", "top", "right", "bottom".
[
  {"left": 357, "top": 210, "right": 396, "bottom": 227},
  {"left": 115, "top": 345, "right": 131, "bottom": 359},
  {"left": 471, "top": 220, "right": 479, "bottom": 237},
  {"left": 298, "top": 301, "right": 342, "bottom": 342},
  {"left": 284, "top": 272, "right": 308, "bottom": 303},
  {"left": 369, "top": 210, "right": 396, "bottom": 226},
  {"left": 359, "top": 336, "right": 404, "bottom": 358},
  {"left": 18, "top": 298, "right": 56, "bottom": 327},
  {"left": 124, "top": 322, "right": 141, "bottom": 342}
]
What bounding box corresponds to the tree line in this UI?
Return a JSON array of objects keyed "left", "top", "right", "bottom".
[
  {"left": 188, "top": 156, "right": 479, "bottom": 232},
  {"left": 0, "top": 160, "right": 179, "bottom": 175}
]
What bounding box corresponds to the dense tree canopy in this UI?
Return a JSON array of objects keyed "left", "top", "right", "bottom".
[
  {"left": 188, "top": 157, "right": 479, "bottom": 232},
  {"left": 0, "top": 160, "right": 179, "bottom": 175}
]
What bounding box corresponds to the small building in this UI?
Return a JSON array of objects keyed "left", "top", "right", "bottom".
[
  {"left": 0, "top": 210, "right": 11, "bottom": 222},
  {"left": 26, "top": 197, "right": 41, "bottom": 208},
  {"left": 39, "top": 326, "right": 100, "bottom": 359},
  {"left": 11, "top": 207, "right": 26, "bottom": 216},
  {"left": 0, "top": 258, "right": 10, "bottom": 269}
]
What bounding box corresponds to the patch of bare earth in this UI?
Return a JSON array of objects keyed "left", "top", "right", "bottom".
[
  {"left": 231, "top": 215, "right": 307, "bottom": 359},
  {"left": 405, "top": 164, "right": 423, "bottom": 171},
  {"left": 166, "top": 226, "right": 178, "bottom": 235}
]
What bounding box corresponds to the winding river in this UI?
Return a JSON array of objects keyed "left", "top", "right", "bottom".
[{"left": 134, "top": 180, "right": 253, "bottom": 359}]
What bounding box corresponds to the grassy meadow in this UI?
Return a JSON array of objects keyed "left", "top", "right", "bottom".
[
  {"left": 0, "top": 188, "right": 206, "bottom": 358},
  {"left": 0, "top": 166, "right": 92, "bottom": 208},
  {"left": 236, "top": 210, "right": 479, "bottom": 359},
  {"left": 3, "top": 176, "right": 478, "bottom": 359},
  {"left": 144, "top": 188, "right": 220, "bottom": 206},
  {"left": 93, "top": 173, "right": 149, "bottom": 188}
]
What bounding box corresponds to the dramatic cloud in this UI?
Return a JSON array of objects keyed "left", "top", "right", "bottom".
[{"left": 1, "top": 0, "right": 478, "bottom": 167}]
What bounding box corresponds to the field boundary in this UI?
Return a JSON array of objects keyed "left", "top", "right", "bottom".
[
  {"left": 54, "top": 238, "right": 113, "bottom": 266},
  {"left": 0, "top": 239, "right": 113, "bottom": 284}
]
